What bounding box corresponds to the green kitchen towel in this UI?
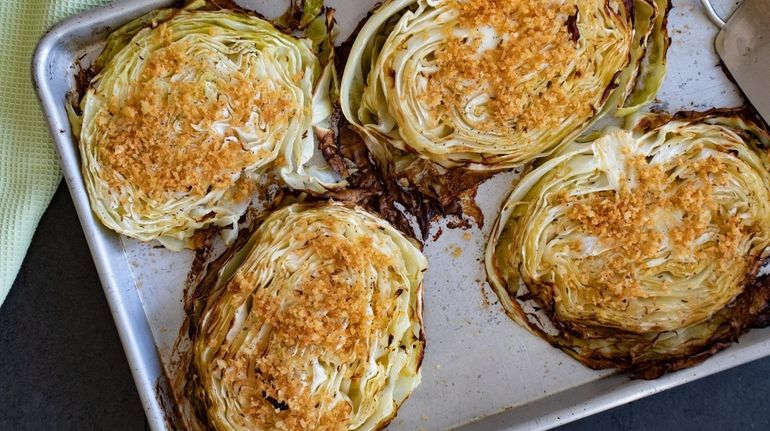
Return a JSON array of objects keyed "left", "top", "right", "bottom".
[{"left": 0, "top": 1, "right": 110, "bottom": 307}]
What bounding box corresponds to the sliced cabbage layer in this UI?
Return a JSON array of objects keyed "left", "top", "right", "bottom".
[
  {"left": 340, "top": 0, "right": 670, "bottom": 173},
  {"left": 73, "top": 1, "right": 341, "bottom": 250},
  {"left": 186, "top": 202, "right": 426, "bottom": 430},
  {"left": 486, "top": 110, "right": 770, "bottom": 378}
]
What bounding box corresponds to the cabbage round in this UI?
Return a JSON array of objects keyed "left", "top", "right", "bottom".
[
  {"left": 340, "top": 0, "right": 669, "bottom": 172},
  {"left": 486, "top": 111, "right": 770, "bottom": 378},
  {"left": 186, "top": 202, "right": 426, "bottom": 430},
  {"left": 73, "top": 4, "right": 340, "bottom": 250}
]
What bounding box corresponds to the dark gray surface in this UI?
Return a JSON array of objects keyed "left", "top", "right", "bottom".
[
  {"left": 0, "top": 183, "right": 145, "bottom": 431},
  {"left": 1, "top": 183, "right": 769, "bottom": 430}
]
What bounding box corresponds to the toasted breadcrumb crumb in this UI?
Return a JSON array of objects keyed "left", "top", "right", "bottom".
[
  {"left": 563, "top": 155, "right": 742, "bottom": 304},
  {"left": 222, "top": 230, "right": 398, "bottom": 430},
  {"left": 97, "top": 39, "right": 293, "bottom": 200},
  {"left": 424, "top": 0, "right": 591, "bottom": 132}
]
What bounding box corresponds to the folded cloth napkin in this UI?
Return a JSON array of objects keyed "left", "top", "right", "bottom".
[{"left": 0, "top": 1, "right": 110, "bottom": 307}]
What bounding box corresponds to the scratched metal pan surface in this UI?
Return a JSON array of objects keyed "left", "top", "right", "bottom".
[{"left": 32, "top": 0, "right": 770, "bottom": 430}]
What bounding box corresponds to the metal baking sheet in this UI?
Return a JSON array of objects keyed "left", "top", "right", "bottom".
[{"left": 32, "top": 0, "right": 768, "bottom": 430}]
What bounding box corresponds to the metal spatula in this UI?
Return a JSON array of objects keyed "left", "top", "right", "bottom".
[{"left": 701, "top": 0, "right": 770, "bottom": 123}]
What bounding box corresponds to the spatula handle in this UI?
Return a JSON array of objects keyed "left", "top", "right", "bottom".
[{"left": 700, "top": 0, "right": 727, "bottom": 27}]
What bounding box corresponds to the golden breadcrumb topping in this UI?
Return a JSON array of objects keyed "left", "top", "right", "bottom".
[
  {"left": 95, "top": 39, "right": 294, "bottom": 200},
  {"left": 424, "top": 0, "right": 591, "bottom": 133},
  {"left": 224, "top": 230, "right": 397, "bottom": 430},
  {"left": 562, "top": 155, "right": 742, "bottom": 303}
]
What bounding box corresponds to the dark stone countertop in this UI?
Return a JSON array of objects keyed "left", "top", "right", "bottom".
[{"left": 2, "top": 183, "right": 769, "bottom": 430}]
